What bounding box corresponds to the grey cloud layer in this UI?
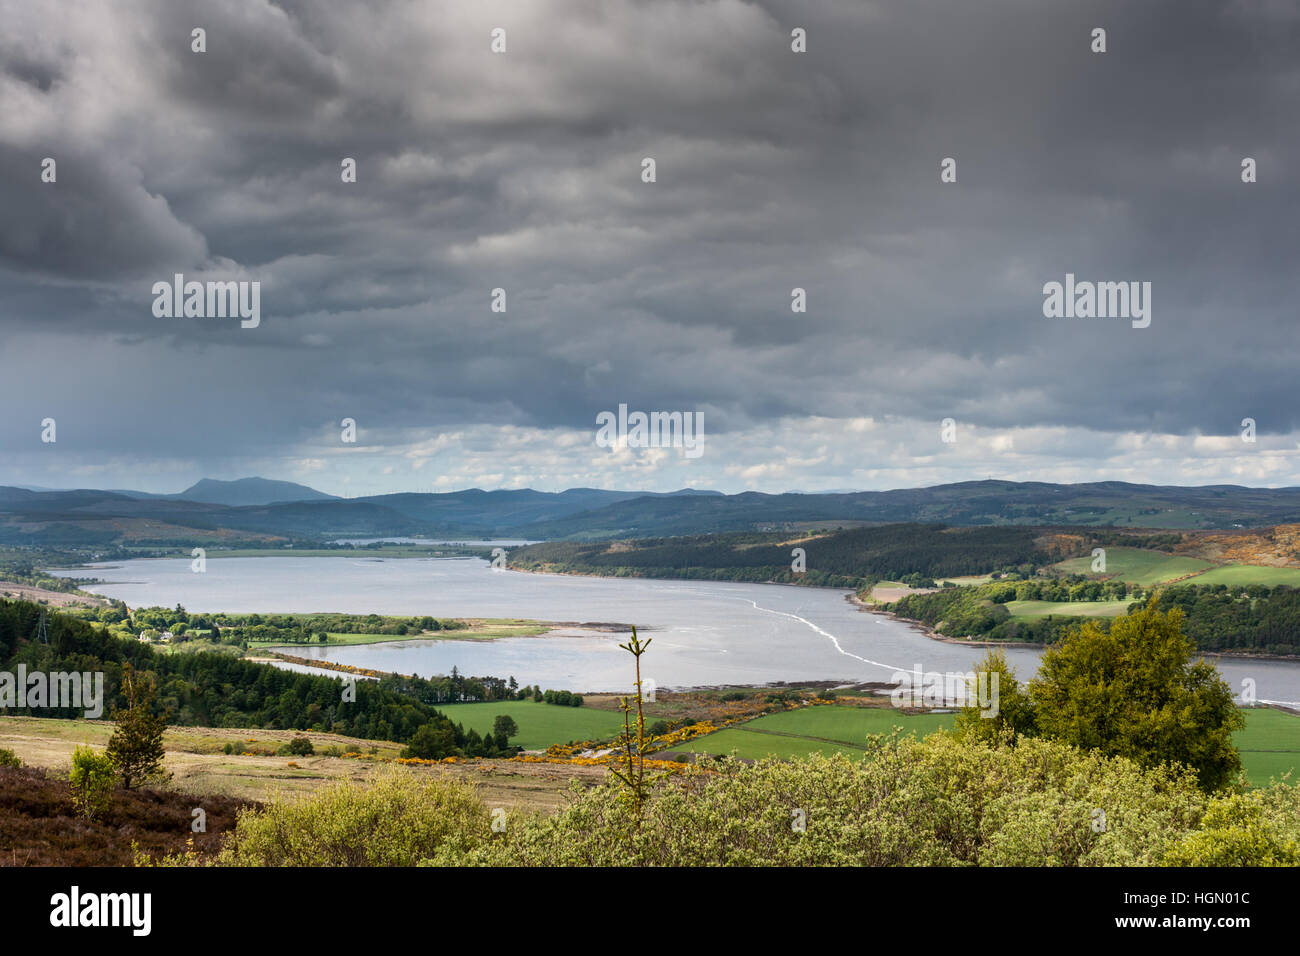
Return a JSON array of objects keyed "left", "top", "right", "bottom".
[{"left": 0, "top": 0, "right": 1297, "bottom": 485}]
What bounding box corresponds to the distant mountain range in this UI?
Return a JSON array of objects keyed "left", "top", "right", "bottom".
[
  {"left": 174, "top": 477, "right": 339, "bottom": 506},
  {"left": 2, "top": 478, "right": 1300, "bottom": 548},
  {"left": 12, "top": 477, "right": 337, "bottom": 507}
]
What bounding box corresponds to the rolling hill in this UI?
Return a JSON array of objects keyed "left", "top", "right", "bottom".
[
  {"left": 176, "top": 477, "right": 339, "bottom": 506},
  {"left": 5, "top": 479, "right": 1300, "bottom": 547}
]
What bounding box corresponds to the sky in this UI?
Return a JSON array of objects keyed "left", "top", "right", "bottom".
[{"left": 1, "top": 0, "right": 1297, "bottom": 497}]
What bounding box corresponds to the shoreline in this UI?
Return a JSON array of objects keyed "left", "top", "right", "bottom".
[
  {"left": 258, "top": 645, "right": 899, "bottom": 698},
  {"left": 30, "top": 557, "right": 1300, "bottom": 665},
  {"left": 255, "top": 619, "right": 634, "bottom": 651},
  {"left": 846, "top": 592, "right": 1300, "bottom": 663},
  {"left": 846, "top": 592, "right": 1044, "bottom": 650},
  {"left": 506, "top": 563, "right": 843, "bottom": 591}
]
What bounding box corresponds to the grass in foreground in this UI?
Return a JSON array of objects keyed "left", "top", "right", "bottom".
[
  {"left": 0, "top": 714, "right": 405, "bottom": 760},
  {"left": 0, "top": 715, "right": 604, "bottom": 810}
]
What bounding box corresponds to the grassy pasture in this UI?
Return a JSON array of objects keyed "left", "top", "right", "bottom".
[
  {"left": 673, "top": 705, "right": 955, "bottom": 759},
  {"left": 1053, "top": 547, "right": 1213, "bottom": 586},
  {"left": 0, "top": 716, "right": 603, "bottom": 811},
  {"left": 1233, "top": 707, "right": 1300, "bottom": 786},
  {"left": 1005, "top": 599, "right": 1131, "bottom": 619},
  {"left": 1188, "top": 565, "right": 1300, "bottom": 587},
  {"left": 675, "top": 704, "right": 1300, "bottom": 787},
  {"left": 437, "top": 699, "right": 628, "bottom": 751}
]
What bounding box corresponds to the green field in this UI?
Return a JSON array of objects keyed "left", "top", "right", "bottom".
[
  {"left": 673, "top": 705, "right": 956, "bottom": 759},
  {"left": 676, "top": 704, "right": 1299, "bottom": 786},
  {"left": 437, "top": 700, "right": 629, "bottom": 751},
  {"left": 1186, "top": 565, "right": 1300, "bottom": 587},
  {"left": 1052, "top": 547, "right": 1300, "bottom": 589},
  {"left": 1233, "top": 707, "right": 1300, "bottom": 786},
  {"left": 1005, "top": 599, "right": 1132, "bottom": 619},
  {"left": 1053, "top": 547, "right": 1213, "bottom": 585}
]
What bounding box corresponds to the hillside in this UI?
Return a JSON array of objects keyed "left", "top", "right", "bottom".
[
  {"left": 508, "top": 524, "right": 1063, "bottom": 585},
  {"left": 6, "top": 480, "right": 1300, "bottom": 549},
  {"left": 515, "top": 481, "right": 1300, "bottom": 538},
  {"left": 176, "top": 477, "right": 338, "bottom": 506}
]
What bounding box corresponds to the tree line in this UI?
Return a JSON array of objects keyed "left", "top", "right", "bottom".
[
  {"left": 888, "top": 580, "right": 1300, "bottom": 654},
  {"left": 71, "top": 605, "right": 473, "bottom": 648},
  {"left": 0, "top": 599, "right": 528, "bottom": 756}
]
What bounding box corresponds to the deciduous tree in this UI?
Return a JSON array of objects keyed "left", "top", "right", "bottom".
[{"left": 1029, "top": 604, "right": 1243, "bottom": 791}]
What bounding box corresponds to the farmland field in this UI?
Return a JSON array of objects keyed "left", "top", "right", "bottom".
[
  {"left": 1053, "top": 547, "right": 1212, "bottom": 585},
  {"left": 1233, "top": 707, "right": 1300, "bottom": 786},
  {"left": 675, "top": 704, "right": 1300, "bottom": 786},
  {"left": 1005, "top": 599, "right": 1131, "bottom": 619},
  {"left": 437, "top": 699, "right": 628, "bottom": 750},
  {"left": 672, "top": 705, "right": 955, "bottom": 759},
  {"left": 1186, "top": 565, "right": 1300, "bottom": 587}
]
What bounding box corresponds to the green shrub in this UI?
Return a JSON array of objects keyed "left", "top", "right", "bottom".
[
  {"left": 0, "top": 748, "right": 20, "bottom": 768},
  {"left": 192, "top": 733, "right": 1300, "bottom": 868},
  {"left": 468, "top": 734, "right": 1214, "bottom": 867},
  {"left": 401, "top": 722, "right": 457, "bottom": 759},
  {"left": 106, "top": 663, "right": 167, "bottom": 790},
  {"left": 216, "top": 770, "right": 491, "bottom": 866},
  {"left": 1162, "top": 788, "right": 1300, "bottom": 866},
  {"left": 1030, "top": 605, "right": 1243, "bottom": 792},
  {"left": 279, "top": 736, "right": 314, "bottom": 757},
  {"left": 69, "top": 745, "right": 116, "bottom": 820}
]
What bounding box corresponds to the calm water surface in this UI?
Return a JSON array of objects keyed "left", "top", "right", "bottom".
[{"left": 58, "top": 556, "right": 1300, "bottom": 703}]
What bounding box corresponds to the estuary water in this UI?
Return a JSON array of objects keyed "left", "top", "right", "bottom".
[{"left": 56, "top": 556, "right": 1300, "bottom": 703}]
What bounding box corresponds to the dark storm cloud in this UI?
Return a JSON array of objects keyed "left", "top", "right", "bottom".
[{"left": 0, "top": 0, "right": 1297, "bottom": 488}]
